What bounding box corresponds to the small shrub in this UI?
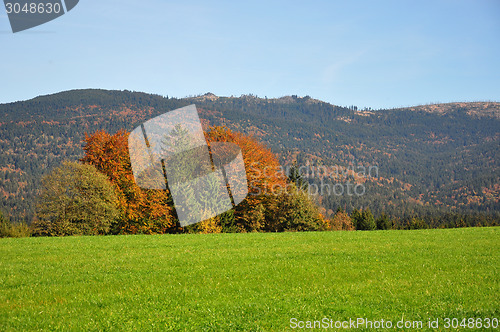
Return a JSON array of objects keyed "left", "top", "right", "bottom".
[
  {"left": 329, "top": 210, "right": 355, "bottom": 231},
  {"left": 409, "top": 217, "right": 429, "bottom": 230},
  {"left": 0, "top": 212, "right": 31, "bottom": 238}
]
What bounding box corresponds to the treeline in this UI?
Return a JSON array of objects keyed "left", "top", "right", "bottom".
[
  {"left": 325, "top": 207, "right": 498, "bottom": 232},
  {"left": 1, "top": 126, "right": 498, "bottom": 238},
  {"left": 2, "top": 201, "right": 497, "bottom": 238}
]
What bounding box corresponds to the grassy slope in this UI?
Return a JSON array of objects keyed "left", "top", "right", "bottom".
[{"left": 1, "top": 228, "right": 499, "bottom": 331}]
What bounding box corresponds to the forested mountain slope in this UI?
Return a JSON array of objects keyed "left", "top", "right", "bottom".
[{"left": 0, "top": 89, "right": 498, "bottom": 221}]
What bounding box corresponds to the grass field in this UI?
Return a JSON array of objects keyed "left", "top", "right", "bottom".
[{"left": 1, "top": 227, "right": 499, "bottom": 331}]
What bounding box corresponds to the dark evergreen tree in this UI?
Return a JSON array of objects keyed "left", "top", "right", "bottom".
[
  {"left": 351, "top": 208, "right": 362, "bottom": 230},
  {"left": 357, "top": 208, "right": 376, "bottom": 230},
  {"left": 287, "top": 163, "right": 309, "bottom": 191},
  {"left": 376, "top": 213, "right": 392, "bottom": 230}
]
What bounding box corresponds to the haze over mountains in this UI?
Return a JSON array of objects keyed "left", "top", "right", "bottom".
[{"left": 0, "top": 89, "right": 498, "bottom": 222}]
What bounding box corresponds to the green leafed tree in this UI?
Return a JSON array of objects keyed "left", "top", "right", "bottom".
[
  {"left": 264, "top": 184, "right": 326, "bottom": 232},
  {"left": 33, "top": 161, "right": 120, "bottom": 236}
]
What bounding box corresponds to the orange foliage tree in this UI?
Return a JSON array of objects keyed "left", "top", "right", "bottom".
[
  {"left": 205, "top": 126, "right": 288, "bottom": 195},
  {"left": 206, "top": 126, "right": 325, "bottom": 232}
]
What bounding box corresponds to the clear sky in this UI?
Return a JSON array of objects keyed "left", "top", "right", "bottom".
[{"left": 1, "top": 0, "right": 499, "bottom": 109}]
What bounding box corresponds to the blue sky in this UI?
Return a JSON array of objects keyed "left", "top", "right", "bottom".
[{"left": 1, "top": 0, "right": 499, "bottom": 109}]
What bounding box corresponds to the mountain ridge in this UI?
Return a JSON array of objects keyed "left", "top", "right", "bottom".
[{"left": 4, "top": 89, "right": 499, "bottom": 119}]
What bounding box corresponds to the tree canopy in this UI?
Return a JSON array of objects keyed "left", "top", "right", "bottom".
[{"left": 33, "top": 161, "right": 120, "bottom": 236}]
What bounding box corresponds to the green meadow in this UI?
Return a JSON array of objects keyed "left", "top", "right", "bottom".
[{"left": 1, "top": 227, "right": 499, "bottom": 331}]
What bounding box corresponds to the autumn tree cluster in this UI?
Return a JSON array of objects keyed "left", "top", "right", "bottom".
[{"left": 33, "top": 126, "right": 327, "bottom": 235}]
